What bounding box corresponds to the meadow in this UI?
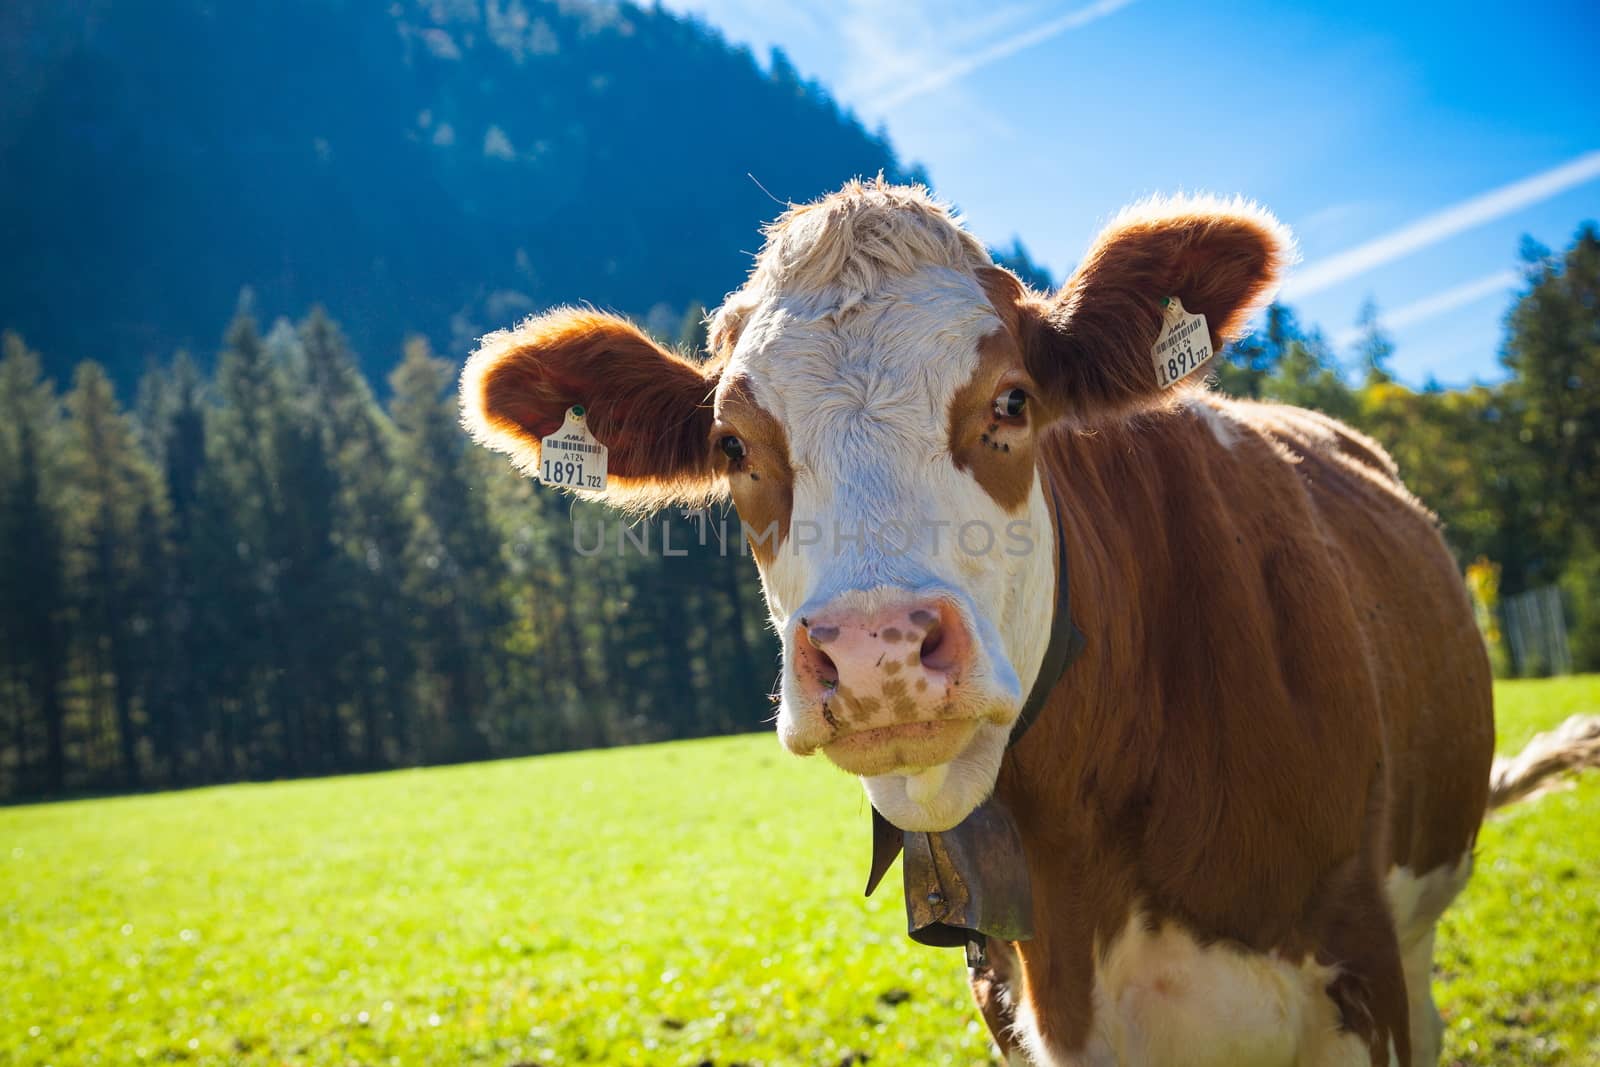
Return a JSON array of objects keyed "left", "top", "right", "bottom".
[{"left": 3, "top": 678, "right": 1597, "bottom": 1066}]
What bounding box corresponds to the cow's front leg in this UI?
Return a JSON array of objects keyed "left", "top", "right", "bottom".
[
  {"left": 970, "top": 937, "right": 1027, "bottom": 1064},
  {"left": 1310, "top": 862, "right": 1414, "bottom": 1066}
]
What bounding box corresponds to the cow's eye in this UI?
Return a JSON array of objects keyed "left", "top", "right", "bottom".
[
  {"left": 719, "top": 435, "right": 747, "bottom": 461},
  {"left": 993, "top": 388, "right": 1027, "bottom": 419}
]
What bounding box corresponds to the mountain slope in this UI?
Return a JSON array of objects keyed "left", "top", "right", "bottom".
[{"left": 0, "top": 0, "right": 920, "bottom": 383}]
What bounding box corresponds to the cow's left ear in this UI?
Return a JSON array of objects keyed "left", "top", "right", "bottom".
[
  {"left": 1006, "top": 197, "right": 1293, "bottom": 419},
  {"left": 460, "top": 308, "right": 724, "bottom": 511}
]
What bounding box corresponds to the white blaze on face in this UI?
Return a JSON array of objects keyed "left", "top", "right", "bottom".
[{"left": 719, "top": 263, "right": 1058, "bottom": 831}]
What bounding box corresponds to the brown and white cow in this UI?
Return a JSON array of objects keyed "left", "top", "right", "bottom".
[{"left": 460, "top": 179, "right": 1570, "bottom": 1065}]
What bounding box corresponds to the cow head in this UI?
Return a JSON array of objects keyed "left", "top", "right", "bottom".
[{"left": 461, "top": 179, "right": 1289, "bottom": 831}]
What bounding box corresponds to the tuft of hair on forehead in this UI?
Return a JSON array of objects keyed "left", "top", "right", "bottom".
[{"left": 710, "top": 176, "right": 994, "bottom": 354}]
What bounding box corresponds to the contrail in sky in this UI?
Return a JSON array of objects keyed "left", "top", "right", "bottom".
[
  {"left": 1330, "top": 269, "right": 1520, "bottom": 349},
  {"left": 1286, "top": 150, "right": 1600, "bottom": 299},
  {"left": 878, "top": 0, "right": 1137, "bottom": 111}
]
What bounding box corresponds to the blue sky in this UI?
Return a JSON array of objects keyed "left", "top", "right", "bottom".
[{"left": 659, "top": 0, "right": 1599, "bottom": 385}]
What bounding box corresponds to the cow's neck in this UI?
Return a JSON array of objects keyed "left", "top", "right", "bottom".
[
  {"left": 990, "top": 411, "right": 1197, "bottom": 1053},
  {"left": 998, "top": 411, "right": 1186, "bottom": 830}
]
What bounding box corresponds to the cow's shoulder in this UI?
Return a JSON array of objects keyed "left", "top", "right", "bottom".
[{"left": 1207, "top": 393, "right": 1407, "bottom": 491}]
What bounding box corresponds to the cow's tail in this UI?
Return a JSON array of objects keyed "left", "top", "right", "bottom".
[{"left": 1488, "top": 713, "right": 1600, "bottom": 810}]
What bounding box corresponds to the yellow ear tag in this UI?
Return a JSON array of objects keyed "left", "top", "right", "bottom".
[
  {"left": 1152, "top": 296, "right": 1213, "bottom": 389},
  {"left": 538, "top": 405, "right": 608, "bottom": 490}
]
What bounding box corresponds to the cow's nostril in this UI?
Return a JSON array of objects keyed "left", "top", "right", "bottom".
[
  {"left": 807, "top": 624, "right": 839, "bottom": 648},
  {"left": 812, "top": 647, "right": 840, "bottom": 688},
  {"left": 920, "top": 622, "right": 955, "bottom": 672}
]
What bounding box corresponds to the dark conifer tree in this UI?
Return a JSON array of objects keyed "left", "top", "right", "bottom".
[
  {"left": 390, "top": 336, "right": 510, "bottom": 761},
  {"left": 0, "top": 334, "right": 69, "bottom": 794},
  {"left": 299, "top": 308, "right": 417, "bottom": 768},
  {"left": 63, "top": 361, "right": 169, "bottom": 787}
]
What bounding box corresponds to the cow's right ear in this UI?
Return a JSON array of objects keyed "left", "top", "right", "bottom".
[{"left": 459, "top": 308, "right": 724, "bottom": 511}]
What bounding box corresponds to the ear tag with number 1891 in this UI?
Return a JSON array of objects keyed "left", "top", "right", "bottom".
[
  {"left": 538, "top": 405, "right": 608, "bottom": 491},
  {"left": 1152, "top": 296, "right": 1212, "bottom": 389}
]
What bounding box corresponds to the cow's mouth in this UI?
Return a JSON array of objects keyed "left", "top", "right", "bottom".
[{"left": 821, "top": 718, "right": 979, "bottom": 777}]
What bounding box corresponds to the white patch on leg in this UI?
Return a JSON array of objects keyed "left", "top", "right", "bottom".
[
  {"left": 1385, "top": 855, "right": 1472, "bottom": 1066},
  {"left": 1385, "top": 854, "right": 1473, "bottom": 938}
]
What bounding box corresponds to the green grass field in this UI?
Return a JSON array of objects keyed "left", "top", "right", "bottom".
[{"left": 3, "top": 678, "right": 1597, "bottom": 1066}]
